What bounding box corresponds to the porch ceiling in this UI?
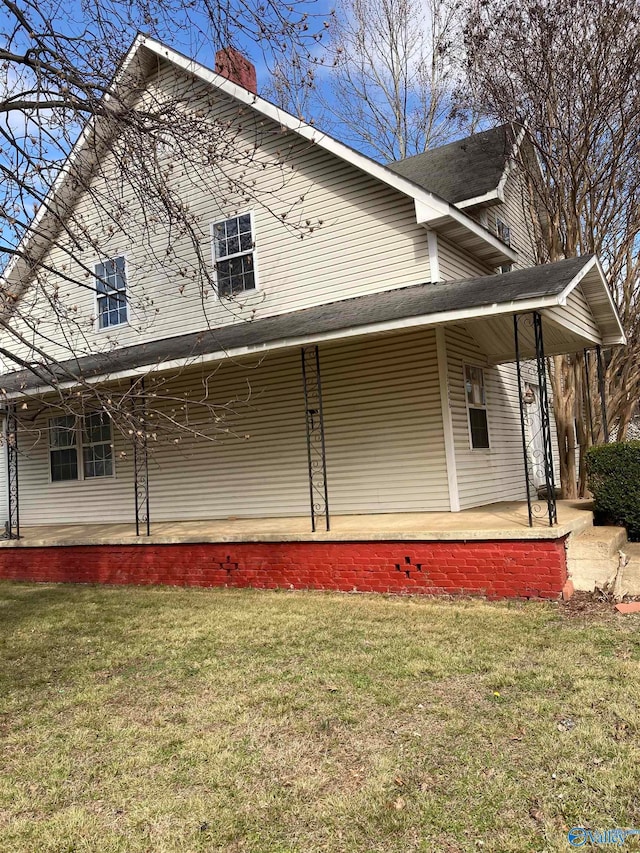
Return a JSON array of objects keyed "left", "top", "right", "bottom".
[
  {"left": 467, "top": 309, "right": 597, "bottom": 364},
  {"left": 1, "top": 255, "right": 624, "bottom": 395}
]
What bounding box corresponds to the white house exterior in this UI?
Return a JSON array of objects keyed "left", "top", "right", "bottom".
[{"left": 0, "top": 37, "right": 625, "bottom": 596}]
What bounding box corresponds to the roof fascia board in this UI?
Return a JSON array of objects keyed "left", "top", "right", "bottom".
[
  {"left": 414, "top": 199, "right": 518, "bottom": 263},
  {"left": 556, "top": 254, "right": 598, "bottom": 302},
  {"left": 455, "top": 189, "right": 502, "bottom": 210},
  {"left": 591, "top": 255, "right": 626, "bottom": 342},
  {"left": 556, "top": 254, "right": 626, "bottom": 343},
  {"left": 495, "top": 124, "right": 527, "bottom": 198},
  {"left": 1, "top": 33, "right": 149, "bottom": 298}
]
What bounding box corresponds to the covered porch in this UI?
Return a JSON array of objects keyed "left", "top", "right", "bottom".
[
  {"left": 0, "top": 499, "right": 594, "bottom": 547},
  {"left": 0, "top": 255, "right": 624, "bottom": 600},
  {"left": 0, "top": 501, "right": 594, "bottom": 600}
]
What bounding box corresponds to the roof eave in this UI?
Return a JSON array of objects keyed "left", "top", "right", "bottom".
[
  {"left": 455, "top": 189, "right": 503, "bottom": 210},
  {"left": 415, "top": 199, "right": 517, "bottom": 266},
  {"left": 557, "top": 255, "right": 627, "bottom": 345},
  {"left": 0, "top": 290, "right": 569, "bottom": 400}
]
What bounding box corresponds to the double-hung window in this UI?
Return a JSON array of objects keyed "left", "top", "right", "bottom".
[
  {"left": 95, "top": 256, "right": 127, "bottom": 329},
  {"left": 82, "top": 412, "right": 114, "bottom": 478},
  {"left": 212, "top": 213, "right": 256, "bottom": 297},
  {"left": 50, "top": 415, "right": 79, "bottom": 482},
  {"left": 464, "top": 365, "right": 490, "bottom": 450},
  {"left": 49, "top": 413, "right": 114, "bottom": 481}
]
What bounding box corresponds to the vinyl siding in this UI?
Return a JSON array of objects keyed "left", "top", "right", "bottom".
[
  {"left": 11, "top": 328, "right": 450, "bottom": 526},
  {"left": 445, "top": 324, "right": 528, "bottom": 509},
  {"left": 546, "top": 286, "right": 600, "bottom": 342},
  {"left": 437, "top": 234, "right": 494, "bottom": 281},
  {"left": 485, "top": 169, "right": 540, "bottom": 269},
  {"left": 0, "top": 59, "right": 433, "bottom": 372}
]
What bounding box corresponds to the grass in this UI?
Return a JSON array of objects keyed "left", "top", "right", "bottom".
[{"left": 1, "top": 584, "right": 639, "bottom": 852}]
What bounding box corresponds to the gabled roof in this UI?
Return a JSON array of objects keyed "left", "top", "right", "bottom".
[
  {"left": 2, "top": 255, "right": 624, "bottom": 394},
  {"left": 387, "top": 124, "right": 516, "bottom": 207},
  {"left": 2, "top": 36, "right": 516, "bottom": 303}
]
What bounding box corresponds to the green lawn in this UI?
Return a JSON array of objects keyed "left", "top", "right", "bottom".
[{"left": 1, "top": 583, "right": 639, "bottom": 852}]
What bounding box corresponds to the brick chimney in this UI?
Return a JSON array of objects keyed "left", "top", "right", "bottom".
[{"left": 214, "top": 47, "right": 257, "bottom": 94}]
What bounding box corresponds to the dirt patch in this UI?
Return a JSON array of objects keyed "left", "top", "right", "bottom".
[{"left": 558, "top": 590, "right": 640, "bottom": 620}]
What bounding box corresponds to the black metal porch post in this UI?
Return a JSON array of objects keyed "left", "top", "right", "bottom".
[
  {"left": 301, "top": 345, "right": 330, "bottom": 532},
  {"left": 596, "top": 344, "right": 610, "bottom": 443},
  {"left": 5, "top": 406, "right": 19, "bottom": 539},
  {"left": 583, "top": 348, "right": 596, "bottom": 445},
  {"left": 532, "top": 312, "right": 557, "bottom": 527},
  {"left": 131, "top": 379, "right": 150, "bottom": 536},
  {"left": 513, "top": 315, "right": 533, "bottom": 527}
]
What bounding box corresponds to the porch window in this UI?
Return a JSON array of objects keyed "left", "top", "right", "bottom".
[
  {"left": 49, "top": 415, "right": 79, "bottom": 482},
  {"left": 212, "top": 213, "right": 256, "bottom": 297},
  {"left": 464, "top": 365, "right": 490, "bottom": 449},
  {"left": 82, "top": 412, "right": 114, "bottom": 478},
  {"left": 49, "top": 413, "right": 114, "bottom": 481},
  {"left": 95, "top": 256, "right": 127, "bottom": 329}
]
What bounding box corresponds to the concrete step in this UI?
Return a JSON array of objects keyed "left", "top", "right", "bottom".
[
  {"left": 568, "top": 526, "right": 627, "bottom": 560},
  {"left": 567, "top": 526, "right": 629, "bottom": 592},
  {"left": 621, "top": 542, "right": 640, "bottom": 597},
  {"left": 569, "top": 555, "right": 619, "bottom": 592}
]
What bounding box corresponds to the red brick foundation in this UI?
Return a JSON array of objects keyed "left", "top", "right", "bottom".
[{"left": 0, "top": 538, "right": 568, "bottom": 599}]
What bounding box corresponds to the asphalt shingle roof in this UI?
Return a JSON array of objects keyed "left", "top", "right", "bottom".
[
  {"left": 386, "top": 125, "right": 514, "bottom": 205},
  {"left": 2, "top": 256, "right": 590, "bottom": 393}
]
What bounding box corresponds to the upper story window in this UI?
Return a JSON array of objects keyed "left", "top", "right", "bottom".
[
  {"left": 49, "top": 413, "right": 114, "bottom": 481},
  {"left": 95, "top": 256, "right": 127, "bottom": 329},
  {"left": 212, "top": 213, "right": 256, "bottom": 297},
  {"left": 496, "top": 216, "right": 511, "bottom": 247},
  {"left": 464, "top": 365, "right": 490, "bottom": 450}
]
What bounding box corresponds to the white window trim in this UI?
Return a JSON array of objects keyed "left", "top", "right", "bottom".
[
  {"left": 210, "top": 210, "right": 259, "bottom": 300},
  {"left": 47, "top": 413, "right": 117, "bottom": 484},
  {"left": 93, "top": 253, "right": 130, "bottom": 333},
  {"left": 463, "top": 364, "right": 491, "bottom": 452}
]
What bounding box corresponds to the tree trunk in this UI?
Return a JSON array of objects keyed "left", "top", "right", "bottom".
[{"left": 550, "top": 354, "right": 578, "bottom": 499}]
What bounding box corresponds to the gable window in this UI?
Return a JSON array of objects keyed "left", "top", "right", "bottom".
[
  {"left": 212, "top": 213, "right": 256, "bottom": 297},
  {"left": 49, "top": 413, "right": 114, "bottom": 481},
  {"left": 464, "top": 365, "right": 490, "bottom": 450},
  {"left": 95, "top": 256, "right": 127, "bottom": 329},
  {"left": 496, "top": 217, "right": 511, "bottom": 247}
]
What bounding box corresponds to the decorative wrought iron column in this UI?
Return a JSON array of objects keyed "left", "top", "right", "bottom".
[
  {"left": 301, "top": 345, "right": 330, "bottom": 532},
  {"left": 532, "top": 311, "right": 558, "bottom": 527},
  {"left": 5, "top": 406, "right": 19, "bottom": 539},
  {"left": 513, "top": 315, "right": 533, "bottom": 527},
  {"left": 131, "top": 379, "right": 150, "bottom": 536},
  {"left": 596, "top": 344, "right": 610, "bottom": 443},
  {"left": 513, "top": 312, "right": 557, "bottom": 528}
]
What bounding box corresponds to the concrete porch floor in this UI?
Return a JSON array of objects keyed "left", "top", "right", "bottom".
[{"left": 1, "top": 500, "right": 594, "bottom": 547}]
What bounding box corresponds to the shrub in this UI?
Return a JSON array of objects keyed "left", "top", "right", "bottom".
[{"left": 586, "top": 441, "right": 640, "bottom": 541}]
